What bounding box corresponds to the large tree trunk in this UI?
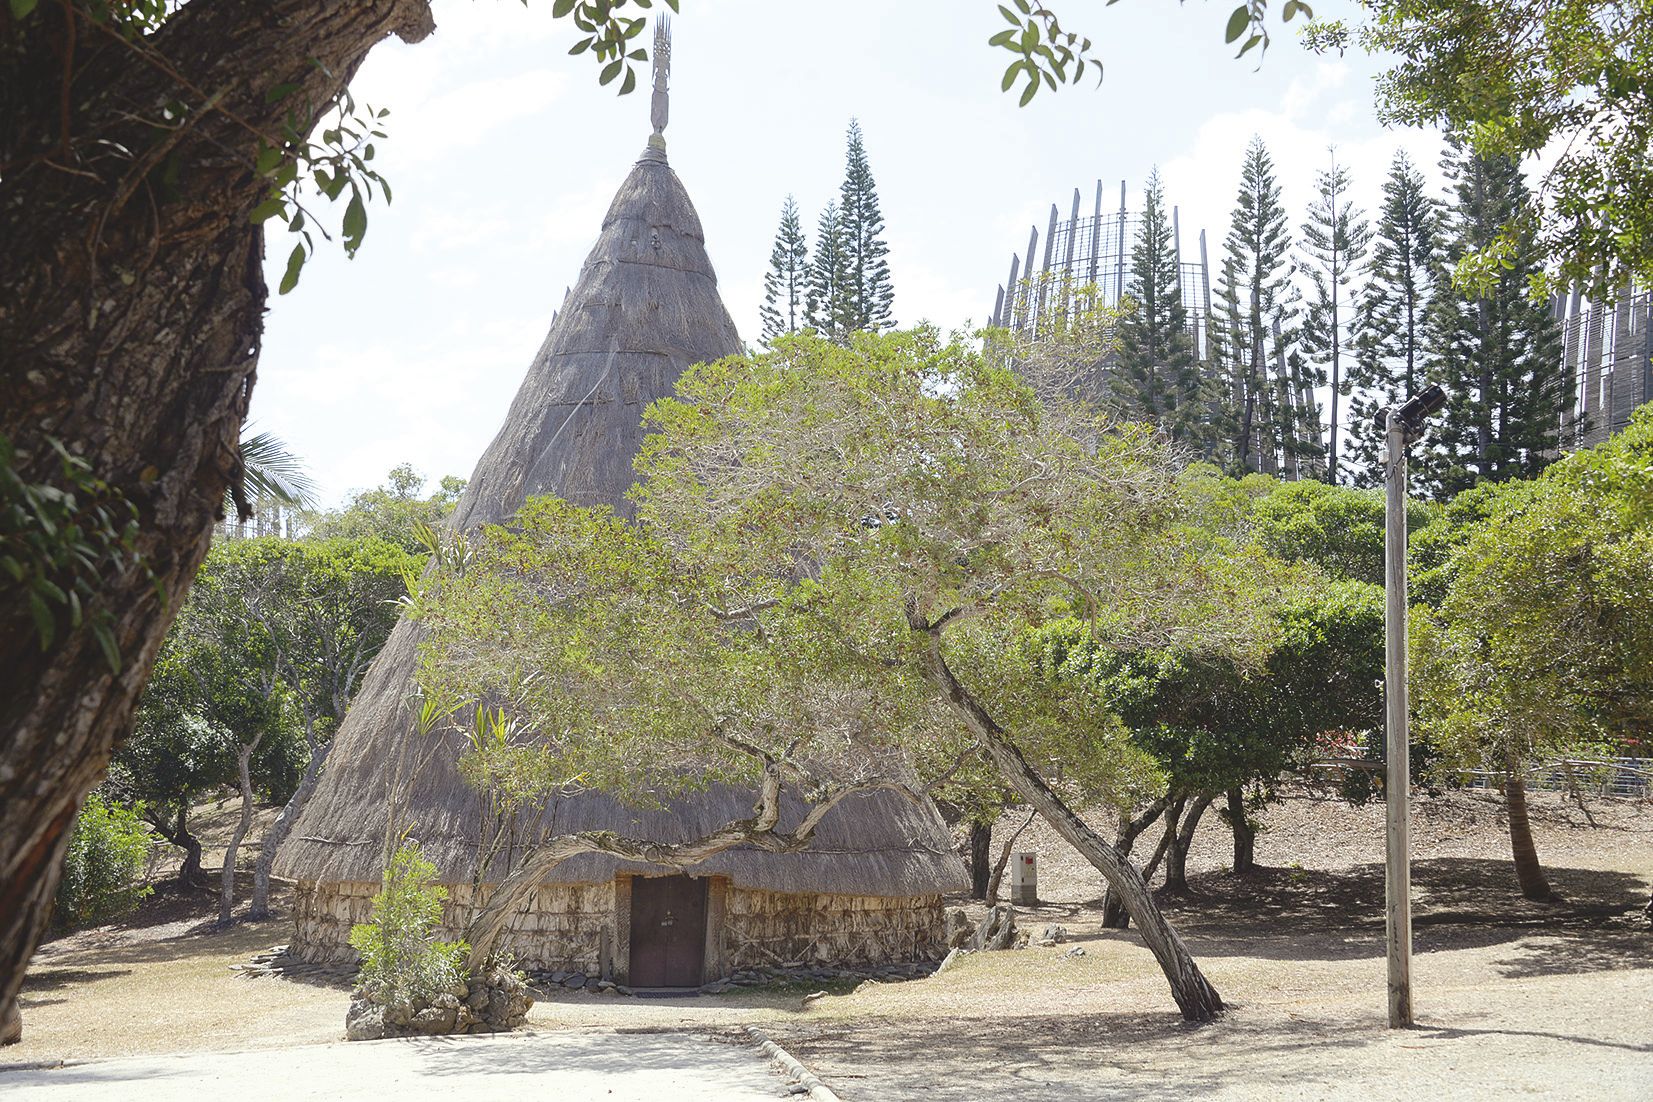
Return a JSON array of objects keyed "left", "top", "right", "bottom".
[
  {"left": 146, "top": 805, "right": 206, "bottom": 888},
  {"left": 250, "top": 739, "right": 329, "bottom": 920},
  {"left": 1504, "top": 770, "right": 1556, "bottom": 902},
  {"left": 968, "top": 820, "right": 992, "bottom": 899},
  {"left": 913, "top": 624, "right": 1223, "bottom": 1022},
  {"left": 219, "top": 739, "right": 260, "bottom": 926},
  {"left": 1226, "top": 786, "right": 1256, "bottom": 874},
  {"left": 0, "top": 0, "right": 435, "bottom": 1042}
]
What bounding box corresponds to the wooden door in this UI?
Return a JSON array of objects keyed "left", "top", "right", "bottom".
[{"left": 628, "top": 875, "right": 708, "bottom": 988}]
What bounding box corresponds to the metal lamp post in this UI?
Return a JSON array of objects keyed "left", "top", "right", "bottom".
[{"left": 1378, "top": 383, "right": 1446, "bottom": 1029}]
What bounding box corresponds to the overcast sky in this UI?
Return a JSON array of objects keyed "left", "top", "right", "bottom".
[{"left": 254, "top": 0, "right": 1446, "bottom": 506}]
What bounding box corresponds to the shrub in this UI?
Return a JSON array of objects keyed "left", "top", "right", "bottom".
[
  {"left": 349, "top": 842, "right": 468, "bottom": 1006},
  {"left": 53, "top": 794, "right": 154, "bottom": 932}
]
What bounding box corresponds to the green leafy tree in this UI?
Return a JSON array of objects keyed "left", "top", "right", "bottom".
[
  {"left": 1420, "top": 143, "right": 1570, "bottom": 498},
  {"left": 1247, "top": 478, "right": 1434, "bottom": 588},
  {"left": 759, "top": 196, "right": 810, "bottom": 345},
  {"left": 805, "top": 201, "right": 854, "bottom": 341},
  {"left": 349, "top": 842, "right": 467, "bottom": 1008},
  {"left": 838, "top": 119, "right": 895, "bottom": 333},
  {"left": 1299, "top": 154, "right": 1371, "bottom": 484},
  {"left": 305, "top": 465, "right": 466, "bottom": 552},
  {"left": 1415, "top": 406, "right": 1653, "bottom": 900},
  {"left": 1116, "top": 169, "right": 1205, "bottom": 448},
  {"left": 1305, "top": 0, "right": 1653, "bottom": 296},
  {"left": 52, "top": 794, "right": 154, "bottom": 933},
  {"left": 1216, "top": 137, "right": 1312, "bottom": 478},
  {"left": 1347, "top": 152, "right": 1440, "bottom": 488}
]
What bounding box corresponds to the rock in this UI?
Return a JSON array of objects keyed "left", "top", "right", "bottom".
[
  {"left": 431, "top": 993, "right": 459, "bottom": 1010},
  {"left": 467, "top": 987, "right": 490, "bottom": 1011},
  {"left": 596, "top": 979, "right": 616, "bottom": 991},
  {"left": 700, "top": 981, "right": 732, "bottom": 994},
  {"left": 345, "top": 999, "right": 386, "bottom": 1042},
  {"left": 1037, "top": 925, "right": 1068, "bottom": 946},
  {"left": 945, "top": 908, "right": 972, "bottom": 949},
  {"left": 411, "top": 1007, "right": 456, "bottom": 1034},
  {"left": 563, "top": 973, "right": 586, "bottom": 990},
  {"left": 1063, "top": 945, "right": 1087, "bottom": 959}
]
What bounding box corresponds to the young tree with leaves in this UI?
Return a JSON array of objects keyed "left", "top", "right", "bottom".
[
  {"left": 805, "top": 201, "right": 854, "bottom": 341},
  {"left": 1299, "top": 154, "right": 1371, "bottom": 484},
  {"left": 1420, "top": 144, "right": 1570, "bottom": 497},
  {"left": 759, "top": 196, "right": 810, "bottom": 345},
  {"left": 1216, "top": 137, "right": 1308, "bottom": 477},
  {"left": 1346, "top": 152, "right": 1439, "bottom": 488},
  {"left": 1116, "top": 169, "right": 1205, "bottom": 447},
  {"left": 838, "top": 120, "right": 896, "bottom": 332}
]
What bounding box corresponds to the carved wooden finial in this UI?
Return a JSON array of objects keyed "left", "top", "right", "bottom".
[{"left": 650, "top": 16, "right": 671, "bottom": 141}]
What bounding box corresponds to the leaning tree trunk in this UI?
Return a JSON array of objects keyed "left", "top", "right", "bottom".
[
  {"left": 1504, "top": 768, "right": 1555, "bottom": 902},
  {"left": 0, "top": 0, "right": 435, "bottom": 1041},
  {"left": 915, "top": 628, "right": 1223, "bottom": 1022},
  {"left": 968, "top": 820, "right": 992, "bottom": 899},
  {"left": 250, "top": 739, "right": 330, "bottom": 919},
  {"left": 1226, "top": 786, "right": 1256, "bottom": 875},
  {"left": 219, "top": 737, "right": 261, "bottom": 926}
]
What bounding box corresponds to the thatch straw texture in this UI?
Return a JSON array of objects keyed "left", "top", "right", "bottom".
[{"left": 275, "top": 148, "right": 967, "bottom": 900}]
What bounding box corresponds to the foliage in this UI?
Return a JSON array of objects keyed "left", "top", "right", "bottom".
[
  {"left": 1116, "top": 169, "right": 1206, "bottom": 450},
  {"left": 805, "top": 201, "right": 854, "bottom": 341},
  {"left": 349, "top": 843, "right": 468, "bottom": 1005},
  {"left": 1418, "top": 142, "right": 1569, "bottom": 498},
  {"left": 0, "top": 433, "right": 146, "bottom": 672},
  {"left": 1306, "top": 0, "right": 1653, "bottom": 297},
  {"left": 1247, "top": 478, "right": 1433, "bottom": 587},
  {"left": 52, "top": 793, "right": 154, "bottom": 933},
  {"left": 759, "top": 195, "right": 809, "bottom": 345},
  {"left": 1298, "top": 154, "right": 1370, "bottom": 485},
  {"left": 1347, "top": 151, "right": 1440, "bottom": 489},
  {"left": 837, "top": 120, "right": 895, "bottom": 334},
  {"left": 1215, "top": 136, "right": 1313, "bottom": 478},
  {"left": 235, "top": 431, "right": 320, "bottom": 513},
  {"left": 305, "top": 464, "right": 465, "bottom": 552},
  {"left": 1414, "top": 404, "right": 1653, "bottom": 775}
]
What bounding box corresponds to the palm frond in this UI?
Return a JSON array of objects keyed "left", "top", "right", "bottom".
[{"left": 234, "top": 431, "right": 320, "bottom": 511}]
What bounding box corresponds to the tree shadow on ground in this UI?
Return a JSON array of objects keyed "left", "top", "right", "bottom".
[{"left": 1137, "top": 858, "right": 1650, "bottom": 965}]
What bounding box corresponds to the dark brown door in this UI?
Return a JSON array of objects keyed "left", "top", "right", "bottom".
[{"left": 629, "top": 875, "right": 708, "bottom": 988}]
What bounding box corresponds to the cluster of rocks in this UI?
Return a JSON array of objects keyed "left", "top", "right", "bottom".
[
  {"left": 345, "top": 963, "right": 534, "bottom": 1041},
  {"left": 233, "top": 945, "right": 354, "bottom": 985}
]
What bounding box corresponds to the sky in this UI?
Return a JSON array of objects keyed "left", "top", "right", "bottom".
[{"left": 254, "top": 0, "right": 1448, "bottom": 507}]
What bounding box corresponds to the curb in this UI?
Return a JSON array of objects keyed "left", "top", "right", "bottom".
[{"left": 744, "top": 1025, "right": 843, "bottom": 1102}]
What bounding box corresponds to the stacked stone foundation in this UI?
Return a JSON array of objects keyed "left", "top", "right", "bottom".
[{"left": 289, "top": 877, "right": 947, "bottom": 979}]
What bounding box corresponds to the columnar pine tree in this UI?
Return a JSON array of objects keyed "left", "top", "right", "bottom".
[
  {"left": 1215, "top": 137, "right": 1304, "bottom": 475},
  {"left": 1299, "top": 152, "right": 1371, "bottom": 484},
  {"left": 805, "top": 201, "right": 854, "bottom": 341},
  {"left": 759, "top": 196, "right": 810, "bottom": 345},
  {"left": 1117, "top": 170, "right": 1206, "bottom": 448},
  {"left": 1421, "top": 142, "right": 1570, "bottom": 496},
  {"left": 838, "top": 120, "right": 896, "bottom": 332},
  {"left": 1347, "top": 152, "right": 1439, "bottom": 487}
]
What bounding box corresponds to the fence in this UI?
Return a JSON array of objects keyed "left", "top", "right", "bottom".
[{"left": 1305, "top": 756, "right": 1653, "bottom": 802}]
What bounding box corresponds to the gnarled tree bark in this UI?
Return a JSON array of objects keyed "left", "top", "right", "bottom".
[{"left": 0, "top": 0, "right": 435, "bottom": 1041}]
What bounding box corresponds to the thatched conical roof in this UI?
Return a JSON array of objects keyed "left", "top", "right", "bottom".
[{"left": 275, "top": 144, "right": 967, "bottom": 898}]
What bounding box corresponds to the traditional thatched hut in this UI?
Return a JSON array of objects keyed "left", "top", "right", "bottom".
[{"left": 274, "top": 39, "right": 965, "bottom": 988}]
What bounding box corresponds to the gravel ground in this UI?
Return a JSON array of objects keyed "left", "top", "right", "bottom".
[{"left": 8, "top": 789, "right": 1650, "bottom": 1100}]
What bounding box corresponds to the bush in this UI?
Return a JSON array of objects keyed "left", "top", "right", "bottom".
[
  {"left": 53, "top": 794, "right": 154, "bottom": 932},
  {"left": 349, "top": 842, "right": 468, "bottom": 1006}
]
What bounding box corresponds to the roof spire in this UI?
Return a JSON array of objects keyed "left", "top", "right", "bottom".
[{"left": 646, "top": 15, "right": 671, "bottom": 157}]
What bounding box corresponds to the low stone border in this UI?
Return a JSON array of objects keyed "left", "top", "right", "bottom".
[{"left": 744, "top": 1025, "right": 843, "bottom": 1102}]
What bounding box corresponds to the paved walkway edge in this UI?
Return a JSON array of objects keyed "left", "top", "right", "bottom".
[{"left": 744, "top": 1025, "right": 843, "bottom": 1102}]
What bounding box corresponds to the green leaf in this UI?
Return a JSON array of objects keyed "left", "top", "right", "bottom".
[
  {"left": 620, "top": 68, "right": 637, "bottom": 95},
  {"left": 1225, "top": 5, "right": 1250, "bottom": 44},
  {"left": 342, "top": 191, "right": 367, "bottom": 253},
  {"left": 552, "top": 0, "right": 576, "bottom": 15},
  {"left": 998, "top": 4, "right": 1018, "bottom": 24},
  {"left": 600, "top": 59, "right": 623, "bottom": 85},
  {"left": 278, "top": 243, "right": 306, "bottom": 295},
  {"left": 1237, "top": 33, "right": 1263, "bottom": 59},
  {"left": 1001, "top": 62, "right": 1021, "bottom": 93},
  {"left": 255, "top": 145, "right": 282, "bottom": 176},
  {"left": 92, "top": 621, "right": 121, "bottom": 674},
  {"left": 249, "top": 196, "right": 286, "bottom": 225},
  {"left": 27, "top": 590, "right": 54, "bottom": 649},
  {"left": 664, "top": 0, "right": 678, "bottom": 11},
  {"left": 988, "top": 30, "right": 1016, "bottom": 48},
  {"left": 1019, "top": 77, "right": 1038, "bottom": 107},
  {"left": 569, "top": 36, "right": 593, "bottom": 56},
  {"left": 264, "top": 82, "right": 300, "bottom": 105},
  {"left": 8, "top": 0, "right": 39, "bottom": 18}
]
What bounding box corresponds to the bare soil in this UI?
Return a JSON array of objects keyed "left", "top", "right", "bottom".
[{"left": 7, "top": 789, "right": 1651, "bottom": 1100}]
